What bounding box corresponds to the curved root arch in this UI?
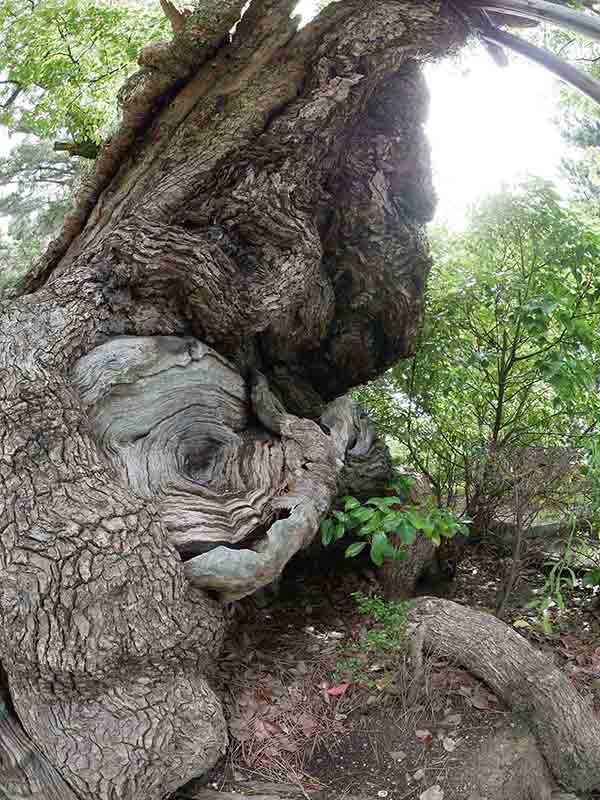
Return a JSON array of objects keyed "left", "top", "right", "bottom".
[{"left": 410, "top": 598, "right": 600, "bottom": 794}]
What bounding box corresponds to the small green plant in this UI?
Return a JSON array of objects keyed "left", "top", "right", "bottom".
[
  {"left": 353, "top": 592, "right": 410, "bottom": 653},
  {"left": 581, "top": 437, "right": 600, "bottom": 591},
  {"left": 332, "top": 593, "right": 411, "bottom": 686},
  {"left": 525, "top": 439, "right": 600, "bottom": 632},
  {"left": 320, "top": 474, "right": 468, "bottom": 567},
  {"left": 528, "top": 515, "right": 578, "bottom": 633},
  {"left": 332, "top": 656, "right": 374, "bottom": 688}
]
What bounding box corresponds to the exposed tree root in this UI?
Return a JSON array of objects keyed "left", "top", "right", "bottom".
[{"left": 409, "top": 597, "right": 600, "bottom": 794}]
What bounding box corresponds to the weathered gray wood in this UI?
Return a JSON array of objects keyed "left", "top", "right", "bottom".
[
  {"left": 410, "top": 598, "right": 600, "bottom": 793},
  {"left": 0, "top": 705, "right": 79, "bottom": 800},
  {"left": 72, "top": 338, "right": 388, "bottom": 600}
]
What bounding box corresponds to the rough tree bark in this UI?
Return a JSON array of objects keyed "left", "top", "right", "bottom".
[{"left": 0, "top": 1, "right": 467, "bottom": 797}]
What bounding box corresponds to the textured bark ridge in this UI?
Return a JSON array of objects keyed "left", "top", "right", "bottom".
[
  {"left": 72, "top": 335, "right": 386, "bottom": 600},
  {"left": 0, "top": 1, "right": 468, "bottom": 798},
  {"left": 15, "top": 0, "right": 464, "bottom": 414}
]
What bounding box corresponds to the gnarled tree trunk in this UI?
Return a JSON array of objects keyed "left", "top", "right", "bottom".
[{"left": 0, "top": 1, "right": 466, "bottom": 797}]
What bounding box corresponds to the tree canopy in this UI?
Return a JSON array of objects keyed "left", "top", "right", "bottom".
[
  {"left": 357, "top": 180, "right": 600, "bottom": 510},
  {"left": 0, "top": 0, "right": 168, "bottom": 142}
]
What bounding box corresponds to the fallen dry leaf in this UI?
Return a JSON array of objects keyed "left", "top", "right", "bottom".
[
  {"left": 327, "top": 682, "right": 350, "bottom": 697},
  {"left": 416, "top": 728, "right": 433, "bottom": 750},
  {"left": 442, "top": 736, "right": 458, "bottom": 752},
  {"left": 298, "top": 713, "right": 317, "bottom": 737},
  {"left": 253, "top": 719, "right": 271, "bottom": 741},
  {"left": 419, "top": 786, "right": 444, "bottom": 800},
  {"left": 413, "top": 769, "right": 425, "bottom": 781},
  {"left": 390, "top": 750, "right": 406, "bottom": 762}
]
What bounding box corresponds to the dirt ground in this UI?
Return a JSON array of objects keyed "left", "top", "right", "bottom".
[{"left": 175, "top": 542, "right": 600, "bottom": 800}]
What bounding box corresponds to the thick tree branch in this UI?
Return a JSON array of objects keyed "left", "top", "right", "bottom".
[
  {"left": 473, "top": 0, "right": 600, "bottom": 42},
  {"left": 480, "top": 24, "right": 600, "bottom": 104},
  {"left": 159, "top": 0, "right": 190, "bottom": 34}
]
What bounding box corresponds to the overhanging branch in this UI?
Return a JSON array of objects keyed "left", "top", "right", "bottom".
[
  {"left": 473, "top": 0, "right": 600, "bottom": 43},
  {"left": 480, "top": 23, "right": 600, "bottom": 104}
]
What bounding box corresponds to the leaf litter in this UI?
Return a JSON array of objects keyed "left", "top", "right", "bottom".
[{"left": 190, "top": 544, "right": 600, "bottom": 800}]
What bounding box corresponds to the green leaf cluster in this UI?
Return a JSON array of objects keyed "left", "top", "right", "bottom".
[
  {"left": 0, "top": 0, "right": 169, "bottom": 142},
  {"left": 320, "top": 476, "right": 468, "bottom": 568},
  {"left": 332, "top": 592, "right": 411, "bottom": 687},
  {"left": 0, "top": 139, "right": 81, "bottom": 291}
]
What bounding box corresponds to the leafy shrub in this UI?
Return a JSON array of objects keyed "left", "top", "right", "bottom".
[
  {"left": 581, "top": 437, "right": 600, "bottom": 591},
  {"left": 320, "top": 472, "right": 468, "bottom": 568}
]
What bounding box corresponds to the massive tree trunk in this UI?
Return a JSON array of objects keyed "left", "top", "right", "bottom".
[{"left": 0, "top": 2, "right": 466, "bottom": 797}]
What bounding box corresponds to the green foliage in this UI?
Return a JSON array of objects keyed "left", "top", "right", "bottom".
[
  {"left": 580, "top": 437, "right": 600, "bottom": 590},
  {"left": 0, "top": 139, "right": 81, "bottom": 291},
  {"left": 320, "top": 473, "right": 468, "bottom": 567},
  {"left": 0, "top": 0, "right": 169, "bottom": 142},
  {"left": 357, "top": 181, "right": 600, "bottom": 515},
  {"left": 352, "top": 591, "right": 410, "bottom": 652},
  {"left": 0, "top": 0, "right": 170, "bottom": 283},
  {"left": 526, "top": 437, "right": 600, "bottom": 630},
  {"left": 527, "top": 21, "right": 600, "bottom": 119},
  {"left": 333, "top": 592, "right": 410, "bottom": 687},
  {"left": 561, "top": 114, "right": 600, "bottom": 222},
  {"left": 528, "top": 515, "right": 579, "bottom": 633}
]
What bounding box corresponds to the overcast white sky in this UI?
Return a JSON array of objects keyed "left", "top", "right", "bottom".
[
  {"left": 294, "top": 0, "right": 567, "bottom": 229},
  {"left": 425, "top": 47, "right": 566, "bottom": 228},
  {"left": 1, "top": 5, "right": 569, "bottom": 233}
]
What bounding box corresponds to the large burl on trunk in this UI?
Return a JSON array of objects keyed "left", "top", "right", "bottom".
[{"left": 0, "top": 2, "right": 465, "bottom": 797}]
